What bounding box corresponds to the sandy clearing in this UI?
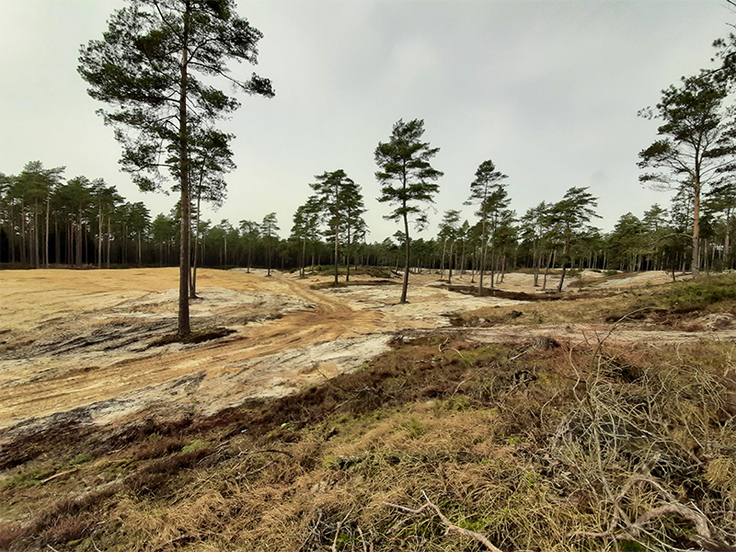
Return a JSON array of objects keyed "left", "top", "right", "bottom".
[
  {"left": 0, "top": 267, "right": 723, "bottom": 434},
  {"left": 0, "top": 268, "right": 521, "bottom": 430}
]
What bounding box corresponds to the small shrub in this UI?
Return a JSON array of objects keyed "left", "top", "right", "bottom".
[
  {"left": 663, "top": 274, "right": 736, "bottom": 309},
  {"left": 182, "top": 439, "right": 207, "bottom": 453},
  {"left": 69, "top": 452, "right": 93, "bottom": 466},
  {"left": 0, "top": 467, "right": 55, "bottom": 489}
]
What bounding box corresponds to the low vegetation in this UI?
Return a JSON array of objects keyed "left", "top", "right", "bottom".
[
  {"left": 2, "top": 319, "right": 736, "bottom": 550},
  {"left": 453, "top": 272, "right": 736, "bottom": 328}
]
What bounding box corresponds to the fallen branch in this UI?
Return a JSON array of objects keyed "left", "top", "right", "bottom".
[
  {"left": 41, "top": 467, "right": 79, "bottom": 484},
  {"left": 631, "top": 503, "right": 711, "bottom": 540},
  {"left": 384, "top": 491, "right": 504, "bottom": 552},
  {"left": 237, "top": 448, "right": 293, "bottom": 458}
]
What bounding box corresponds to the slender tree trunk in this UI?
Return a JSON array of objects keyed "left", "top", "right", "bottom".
[
  {"left": 401, "top": 211, "right": 410, "bottom": 303},
  {"left": 479, "top": 216, "right": 487, "bottom": 296},
  {"left": 460, "top": 241, "right": 466, "bottom": 276},
  {"left": 98, "top": 205, "right": 103, "bottom": 269},
  {"left": 20, "top": 202, "right": 26, "bottom": 266},
  {"left": 67, "top": 219, "right": 72, "bottom": 264},
  {"left": 54, "top": 219, "right": 60, "bottom": 265},
  {"left": 346, "top": 224, "right": 352, "bottom": 283},
  {"left": 334, "top": 219, "right": 339, "bottom": 286},
  {"left": 440, "top": 240, "right": 447, "bottom": 279},
  {"left": 542, "top": 250, "right": 555, "bottom": 291},
  {"left": 106, "top": 216, "right": 111, "bottom": 269},
  {"left": 191, "top": 191, "right": 201, "bottom": 298},
  {"left": 177, "top": 8, "right": 191, "bottom": 336},
  {"left": 557, "top": 265, "right": 567, "bottom": 292},
  {"left": 45, "top": 195, "right": 50, "bottom": 268},
  {"left": 557, "top": 236, "right": 571, "bottom": 292},
  {"left": 470, "top": 249, "right": 476, "bottom": 284},
  {"left": 9, "top": 203, "right": 15, "bottom": 264},
  {"left": 692, "top": 176, "right": 701, "bottom": 278},
  {"left": 489, "top": 252, "right": 495, "bottom": 293},
  {"left": 727, "top": 207, "right": 733, "bottom": 269},
  {"left": 34, "top": 199, "right": 40, "bottom": 268},
  {"left": 447, "top": 241, "right": 454, "bottom": 284},
  {"left": 267, "top": 242, "right": 272, "bottom": 276},
  {"left": 300, "top": 238, "right": 306, "bottom": 278},
  {"left": 76, "top": 205, "right": 83, "bottom": 268}
]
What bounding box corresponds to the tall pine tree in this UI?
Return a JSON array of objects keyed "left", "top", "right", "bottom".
[
  {"left": 79, "top": 0, "right": 274, "bottom": 335},
  {"left": 375, "top": 119, "right": 443, "bottom": 303}
]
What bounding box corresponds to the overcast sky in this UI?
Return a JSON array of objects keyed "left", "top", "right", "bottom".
[{"left": 0, "top": 0, "right": 732, "bottom": 241}]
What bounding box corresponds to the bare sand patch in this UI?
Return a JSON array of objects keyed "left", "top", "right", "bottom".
[{"left": 0, "top": 267, "right": 728, "bottom": 435}]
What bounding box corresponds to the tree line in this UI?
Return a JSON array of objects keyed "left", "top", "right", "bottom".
[{"left": 3, "top": 145, "right": 734, "bottom": 289}]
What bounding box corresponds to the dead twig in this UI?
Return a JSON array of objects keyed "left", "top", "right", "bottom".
[
  {"left": 508, "top": 348, "right": 530, "bottom": 362},
  {"left": 41, "top": 467, "right": 80, "bottom": 484},
  {"left": 330, "top": 521, "right": 342, "bottom": 552},
  {"left": 357, "top": 526, "right": 373, "bottom": 552},
  {"left": 297, "top": 511, "right": 323, "bottom": 552},
  {"left": 238, "top": 447, "right": 293, "bottom": 458},
  {"left": 384, "top": 491, "right": 504, "bottom": 552},
  {"left": 631, "top": 503, "right": 711, "bottom": 540},
  {"left": 438, "top": 336, "right": 450, "bottom": 353},
  {"left": 594, "top": 307, "right": 656, "bottom": 357},
  {"left": 330, "top": 510, "right": 353, "bottom": 552}
]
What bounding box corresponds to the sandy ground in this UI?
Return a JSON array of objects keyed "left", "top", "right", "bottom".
[
  {"left": 0, "top": 267, "right": 726, "bottom": 436},
  {"left": 0, "top": 268, "right": 521, "bottom": 432}
]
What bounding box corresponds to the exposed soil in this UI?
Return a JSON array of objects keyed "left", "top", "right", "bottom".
[{"left": 1, "top": 267, "right": 733, "bottom": 444}]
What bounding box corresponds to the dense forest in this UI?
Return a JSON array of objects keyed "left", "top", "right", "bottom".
[{"left": 0, "top": 157, "right": 733, "bottom": 280}]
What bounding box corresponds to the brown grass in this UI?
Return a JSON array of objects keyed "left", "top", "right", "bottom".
[{"left": 1, "top": 335, "right": 736, "bottom": 551}]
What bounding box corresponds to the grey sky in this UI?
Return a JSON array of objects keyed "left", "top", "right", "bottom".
[{"left": 0, "top": 0, "right": 731, "bottom": 241}]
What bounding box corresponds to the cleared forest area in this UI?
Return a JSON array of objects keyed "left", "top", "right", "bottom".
[{"left": 1, "top": 268, "right": 736, "bottom": 551}]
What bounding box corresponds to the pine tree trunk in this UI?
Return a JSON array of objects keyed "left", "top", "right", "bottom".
[
  {"left": 542, "top": 250, "right": 555, "bottom": 291},
  {"left": 447, "top": 241, "right": 454, "bottom": 284},
  {"left": 9, "top": 203, "right": 15, "bottom": 264},
  {"left": 692, "top": 177, "right": 701, "bottom": 278},
  {"left": 191, "top": 192, "right": 201, "bottom": 298},
  {"left": 400, "top": 210, "right": 410, "bottom": 303},
  {"left": 55, "top": 219, "right": 60, "bottom": 265},
  {"left": 34, "top": 199, "right": 40, "bottom": 268},
  {"left": 98, "top": 204, "right": 103, "bottom": 269},
  {"left": 76, "top": 205, "right": 83, "bottom": 268},
  {"left": 177, "top": 7, "right": 191, "bottom": 336},
  {"left": 107, "top": 216, "right": 111, "bottom": 269},
  {"left": 20, "top": 201, "right": 26, "bottom": 266},
  {"left": 45, "top": 195, "right": 50, "bottom": 268},
  {"left": 479, "top": 216, "right": 487, "bottom": 297},
  {"left": 346, "top": 224, "right": 351, "bottom": 283}
]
